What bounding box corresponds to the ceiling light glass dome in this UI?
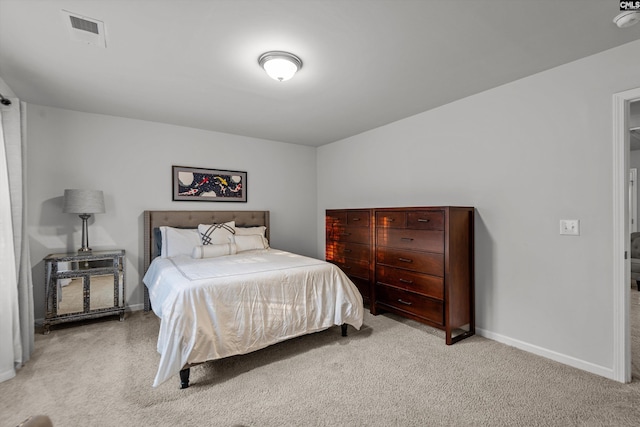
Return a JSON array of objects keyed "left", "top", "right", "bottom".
[{"left": 258, "top": 51, "right": 303, "bottom": 82}]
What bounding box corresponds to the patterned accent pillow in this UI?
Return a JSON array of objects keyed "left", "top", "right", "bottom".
[{"left": 198, "top": 221, "right": 236, "bottom": 245}]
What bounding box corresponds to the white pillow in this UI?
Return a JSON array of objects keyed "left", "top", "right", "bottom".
[
  {"left": 160, "top": 227, "right": 200, "bottom": 258},
  {"left": 198, "top": 221, "right": 236, "bottom": 245},
  {"left": 191, "top": 243, "right": 237, "bottom": 259},
  {"left": 235, "top": 226, "right": 266, "bottom": 237},
  {"left": 235, "top": 226, "right": 269, "bottom": 248},
  {"left": 233, "top": 234, "right": 268, "bottom": 252}
]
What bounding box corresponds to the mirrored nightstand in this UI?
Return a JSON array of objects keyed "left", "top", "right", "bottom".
[{"left": 43, "top": 250, "right": 125, "bottom": 334}]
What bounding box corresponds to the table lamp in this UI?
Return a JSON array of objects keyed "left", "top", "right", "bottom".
[{"left": 63, "top": 189, "right": 105, "bottom": 252}]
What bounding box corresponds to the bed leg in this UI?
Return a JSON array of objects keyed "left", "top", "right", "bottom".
[
  {"left": 341, "top": 323, "right": 347, "bottom": 337},
  {"left": 180, "top": 368, "right": 190, "bottom": 389}
]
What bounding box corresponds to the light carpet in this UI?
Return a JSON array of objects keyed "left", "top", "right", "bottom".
[{"left": 2, "top": 292, "right": 640, "bottom": 427}]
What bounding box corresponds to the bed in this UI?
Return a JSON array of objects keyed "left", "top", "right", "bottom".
[{"left": 142, "top": 210, "right": 364, "bottom": 388}]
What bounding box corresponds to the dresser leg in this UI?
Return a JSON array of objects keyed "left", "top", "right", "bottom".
[{"left": 179, "top": 368, "right": 190, "bottom": 389}]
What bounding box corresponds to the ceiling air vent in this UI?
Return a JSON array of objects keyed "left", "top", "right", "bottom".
[
  {"left": 69, "top": 16, "right": 99, "bottom": 34},
  {"left": 62, "top": 10, "right": 106, "bottom": 48}
]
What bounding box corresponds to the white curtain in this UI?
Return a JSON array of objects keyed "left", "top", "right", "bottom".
[{"left": 0, "top": 99, "right": 33, "bottom": 384}]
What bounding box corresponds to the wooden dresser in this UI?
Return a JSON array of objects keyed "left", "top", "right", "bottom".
[
  {"left": 326, "top": 206, "right": 474, "bottom": 344},
  {"left": 325, "top": 209, "right": 374, "bottom": 304}
]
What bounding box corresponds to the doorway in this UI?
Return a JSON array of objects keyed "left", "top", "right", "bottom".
[
  {"left": 628, "top": 102, "right": 640, "bottom": 381},
  {"left": 613, "top": 89, "right": 640, "bottom": 383}
]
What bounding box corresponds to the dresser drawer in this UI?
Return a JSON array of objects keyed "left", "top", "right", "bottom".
[
  {"left": 326, "top": 242, "right": 370, "bottom": 262},
  {"left": 326, "top": 211, "right": 347, "bottom": 226},
  {"left": 376, "top": 211, "right": 405, "bottom": 228},
  {"left": 377, "top": 228, "right": 444, "bottom": 253},
  {"left": 376, "top": 247, "right": 443, "bottom": 276},
  {"left": 341, "top": 242, "right": 370, "bottom": 259},
  {"left": 375, "top": 284, "right": 444, "bottom": 326},
  {"left": 329, "top": 225, "right": 370, "bottom": 244},
  {"left": 327, "top": 210, "right": 370, "bottom": 227},
  {"left": 407, "top": 211, "right": 444, "bottom": 230},
  {"left": 376, "top": 265, "right": 444, "bottom": 300},
  {"left": 332, "top": 258, "right": 370, "bottom": 280},
  {"left": 347, "top": 210, "right": 370, "bottom": 227}
]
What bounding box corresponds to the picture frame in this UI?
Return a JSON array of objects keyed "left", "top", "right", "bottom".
[{"left": 172, "top": 166, "right": 247, "bottom": 202}]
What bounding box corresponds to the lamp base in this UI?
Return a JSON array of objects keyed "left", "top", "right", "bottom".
[{"left": 78, "top": 213, "right": 93, "bottom": 253}]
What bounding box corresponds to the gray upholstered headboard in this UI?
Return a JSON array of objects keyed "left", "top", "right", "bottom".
[
  {"left": 142, "top": 210, "right": 270, "bottom": 311},
  {"left": 143, "top": 210, "right": 270, "bottom": 272}
]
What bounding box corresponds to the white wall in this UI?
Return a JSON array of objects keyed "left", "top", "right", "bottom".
[
  {"left": 26, "top": 106, "right": 318, "bottom": 319},
  {"left": 0, "top": 75, "right": 16, "bottom": 98},
  {"left": 317, "top": 39, "right": 640, "bottom": 378}
]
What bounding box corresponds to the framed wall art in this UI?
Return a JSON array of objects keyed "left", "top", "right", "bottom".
[{"left": 172, "top": 166, "right": 247, "bottom": 202}]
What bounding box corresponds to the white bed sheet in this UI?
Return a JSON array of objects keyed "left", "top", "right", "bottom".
[{"left": 143, "top": 248, "right": 364, "bottom": 387}]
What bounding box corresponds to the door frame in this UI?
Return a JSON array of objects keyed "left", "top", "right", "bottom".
[
  {"left": 613, "top": 87, "right": 640, "bottom": 383},
  {"left": 630, "top": 168, "right": 637, "bottom": 233}
]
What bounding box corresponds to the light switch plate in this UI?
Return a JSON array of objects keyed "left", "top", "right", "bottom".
[{"left": 560, "top": 219, "right": 580, "bottom": 235}]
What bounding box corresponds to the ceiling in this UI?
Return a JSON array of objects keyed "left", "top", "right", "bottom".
[{"left": 1, "top": 0, "right": 640, "bottom": 147}]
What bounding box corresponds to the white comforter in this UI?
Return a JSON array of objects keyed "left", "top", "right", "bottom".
[{"left": 143, "top": 249, "right": 364, "bottom": 387}]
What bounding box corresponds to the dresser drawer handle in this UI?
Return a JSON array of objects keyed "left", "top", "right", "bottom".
[
  {"left": 343, "top": 266, "right": 352, "bottom": 270},
  {"left": 398, "top": 258, "right": 413, "bottom": 263},
  {"left": 385, "top": 217, "right": 395, "bottom": 222},
  {"left": 344, "top": 249, "right": 352, "bottom": 253},
  {"left": 399, "top": 278, "right": 414, "bottom": 284},
  {"left": 400, "top": 237, "right": 414, "bottom": 241},
  {"left": 340, "top": 232, "right": 351, "bottom": 236},
  {"left": 352, "top": 218, "right": 361, "bottom": 221},
  {"left": 397, "top": 299, "right": 412, "bottom": 306},
  {"left": 417, "top": 218, "right": 430, "bottom": 223}
]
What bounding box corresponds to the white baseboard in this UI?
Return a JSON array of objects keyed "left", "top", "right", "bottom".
[
  {"left": 0, "top": 368, "right": 16, "bottom": 383},
  {"left": 476, "top": 327, "right": 615, "bottom": 381},
  {"left": 126, "top": 303, "right": 144, "bottom": 312}
]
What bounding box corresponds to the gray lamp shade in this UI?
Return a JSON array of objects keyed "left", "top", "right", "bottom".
[{"left": 62, "top": 189, "right": 105, "bottom": 214}]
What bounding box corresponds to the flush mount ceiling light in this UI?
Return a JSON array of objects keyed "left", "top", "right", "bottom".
[
  {"left": 614, "top": 11, "right": 640, "bottom": 28},
  {"left": 258, "top": 51, "right": 303, "bottom": 82}
]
